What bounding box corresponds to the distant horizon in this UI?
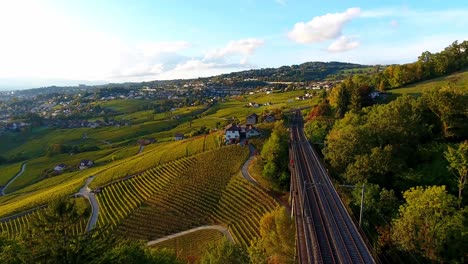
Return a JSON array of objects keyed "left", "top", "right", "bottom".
[
  {"left": 1, "top": 0, "right": 467, "bottom": 89},
  {"left": 0, "top": 59, "right": 371, "bottom": 91}
]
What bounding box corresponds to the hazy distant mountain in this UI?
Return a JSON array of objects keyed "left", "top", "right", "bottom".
[{"left": 0, "top": 78, "right": 106, "bottom": 91}]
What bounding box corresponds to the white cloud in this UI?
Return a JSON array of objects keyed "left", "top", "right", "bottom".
[
  {"left": 327, "top": 36, "right": 360, "bottom": 52},
  {"left": 0, "top": 2, "right": 196, "bottom": 83},
  {"left": 288, "top": 7, "right": 361, "bottom": 44},
  {"left": 204, "top": 38, "right": 264, "bottom": 60},
  {"left": 390, "top": 20, "right": 398, "bottom": 27},
  {"left": 157, "top": 59, "right": 251, "bottom": 80}
]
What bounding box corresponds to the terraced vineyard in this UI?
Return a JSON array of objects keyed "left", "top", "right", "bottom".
[
  {"left": 149, "top": 229, "right": 226, "bottom": 261},
  {"left": 0, "top": 198, "right": 89, "bottom": 238},
  {"left": 96, "top": 145, "right": 278, "bottom": 248},
  {"left": 91, "top": 134, "right": 220, "bottom": 188},
  {"left": 96, "top": 157, "right": 197, "bottom": 227},
  {"left": 0, "top": 210, "right": 42, "bottom": 238},
  {"left": 211, "top": 174, "right": 278, "bottom": 246}
]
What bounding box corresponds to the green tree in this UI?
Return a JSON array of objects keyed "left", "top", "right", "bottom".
[
  {"left": 101, "top": 242, "right": 180, "bottom": 264},
  {"left": 423, "top": 86, "right": 468, "bottom": 139},
  {"left": 261, "top": 122, "right": 289, "bottom": 191},
  {"left": 200, "top": 238, "right": 249, "bottom": 264},
  {"left": 391, "top": 186, "right": 465, "bottom": 262},
  {"left": 0, "top": 235, "right": 30, "bottom": 264},
  {"left": 329, "top": 84, "right": 350, "bottom": 118},
  {"left": 445, "top": 141, "right": 468, "bottom": 202},
  {"left": 304, "top": 119, "right": 333, "bottom": 147},
  {"left": 23, "top": 197, "right": 112, "bottom": 264},
  {"left": 248, "top": 207, "right": 295, "bottom": 264}
]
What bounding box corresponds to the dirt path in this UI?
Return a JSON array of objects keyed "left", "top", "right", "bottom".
[
  {"left": 1, "top": 161, "right": 27, "bottom": 196},
  {"left": 75, "top": 176, "right": 99, "bottom": 232},
  {"left": 146, "top": 225, "right": 234, "bottom": 247}
]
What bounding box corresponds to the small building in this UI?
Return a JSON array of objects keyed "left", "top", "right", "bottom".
[
  {"left": 174, "top": 133, "right": 184, "bottom": 141},
  {"left": 263, "top": 114, "right": 275, "bottom": 123},
  {"left": 246, "top": 113, "right": 258, "bottom": 125},
  {"left": 138, "top": 138, "right": 156, "bottom": 146},
  {"left": 79, "top": 160, "right": 94, "bottom": 170},
  {"left": 224, "top": 124, "right": 241, "bottom": 144},
  {"left": 246, "top": 127, "right": 261, "bottom": 138},
  {"left": 54, "top": 164, "right": 67, "bottom": 172}
]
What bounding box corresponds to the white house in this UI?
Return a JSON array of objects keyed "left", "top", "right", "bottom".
[
  {"left": 54, "top": 164, "right": 67, "bottom": 172},
  {"left": 79, "top": 160, "right": 94, "bottom": 170},
  {"left": 224, "top": 124, "right": 241, "bottom": 144},
  {"left": 174, "top": 133, "right": 184, "bottom": 141}
]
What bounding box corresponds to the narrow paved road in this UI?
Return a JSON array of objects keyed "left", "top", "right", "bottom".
[
  {"left": 146, "top": 225, "right": 234, "bottom": 246},
  {"left": 1, "top": 161, "right": 27, "bottom": 196},
  {"left": 76, "top": 176, "right": 99, "bottom": 232},
  {"left": 138, "top": 145, "right": 145, "bottom": 154},
  {"left": 241, "top": 144, "right": 290, "bottom": 210}
]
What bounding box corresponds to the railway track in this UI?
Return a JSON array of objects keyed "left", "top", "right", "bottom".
[{"left": 290, "top": 111, "right": 375, "bottom": 264}]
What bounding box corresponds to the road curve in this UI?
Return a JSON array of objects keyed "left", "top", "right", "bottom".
[
  {"left": 75, "top": 176, "right": 99, "bottom": 232},
  {"left": 1, "top": 161, "right": 27, "bottom": 196},
  {"left": 146, "top": 225, "right": 234, "bottom": 246}
]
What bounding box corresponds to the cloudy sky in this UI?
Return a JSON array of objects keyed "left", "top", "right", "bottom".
[{"left": 0, "top": 0, "right": 466, "bottom": 89}]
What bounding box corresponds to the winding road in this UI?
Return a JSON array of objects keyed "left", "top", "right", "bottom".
[
  {"left": 146, "top": 225, "right": 234, "bottom": 246},
  {"left": 75, "top": 176, "right": 99, "bottom": 232},
  {"left": 1, "top": 161, "right": 27, "bottom": 196},
  {"left": 241, "top": 146, "right": 259, "bottom": 186}
]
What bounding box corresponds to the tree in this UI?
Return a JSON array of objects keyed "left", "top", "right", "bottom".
[
  {"left": 304, "top": 119, "right": 332, "bottom": 147},
  {"left": 249, "top": 207, "right": 295, "bottom": 264},
  {"left": 423, "top": 86, "right": 468, "bottom": 139},
  {"left": 445, "top": 141, "right": 468, "bottom": 202},
  {"left": 329, "top": 84, "right": 350, "bottom": 118},
  {"left": 261, "top": 122, "right": 289, "bottom": 191},
  {"left": 0, "top": 235, "right": 30, "bottom": 264},
  {"left": 23, "top": 197, "right": 111, "bottom": 264},
  {"left": 200, "top": 238, "right": 249, "bottom": 264},
  {"left": 101, "top": 242, "right": 181, "bottom": 264},
  {"left": 391, "top": 186, "right": 465, "bottom": 262}
]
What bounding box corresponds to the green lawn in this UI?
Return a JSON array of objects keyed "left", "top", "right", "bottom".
[
  {"left": 0, "top": 162, "right": 23, "bottom": 186},
  {"left": 3, "top": 148, "right": 116, "bottom": 193}
]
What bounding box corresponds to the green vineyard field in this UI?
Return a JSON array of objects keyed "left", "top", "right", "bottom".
[
  {"left": 96, "top": 145, "right": 278, "bottom": 248},
  {"left": 0, "top": 197, "right": 89, "bottom": 238},
  {"left": 149, "top": 229, "right": 226, "bottom": 261}
]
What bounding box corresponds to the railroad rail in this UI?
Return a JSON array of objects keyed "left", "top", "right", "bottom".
[{"left": 290, "top": 111, "right": 375, "bottom": 264}]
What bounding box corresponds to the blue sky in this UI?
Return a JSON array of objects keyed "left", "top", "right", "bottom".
[{"left": 0, "top": 0, "right": 466, "bottom": 89}]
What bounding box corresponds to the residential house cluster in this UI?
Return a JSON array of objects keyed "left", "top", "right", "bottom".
[{"left": 224, "top": 113, "right": 264, "bottom": 145}]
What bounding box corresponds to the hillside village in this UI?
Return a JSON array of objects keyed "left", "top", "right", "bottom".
[{"left": 0, "top": 78, "right": 336, "bottom": 135}]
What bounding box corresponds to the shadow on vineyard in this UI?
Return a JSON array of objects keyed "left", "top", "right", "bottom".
[{"left": 95, "top": 145, "right": 278, "bottom": 249}]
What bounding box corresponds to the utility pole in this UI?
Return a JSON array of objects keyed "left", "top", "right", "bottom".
[
  {"left": 340, "top": 184, "right": 366, "bottom": 227},
  {"left": 359, "top": 183, "right": 365, "bottom": 227}
]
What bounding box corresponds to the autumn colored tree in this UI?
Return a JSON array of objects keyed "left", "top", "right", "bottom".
[
  {"left": 248, "top": 207, "right": 295, "bottom": 264},
  {"left": 391, "top": 186, "right": 465, "bottom": 262},
  {"left": 200, "top": 238, "right": 249, "bottom": 264}
]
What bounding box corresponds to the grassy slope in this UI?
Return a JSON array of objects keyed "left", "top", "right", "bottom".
[
  {"left": 389, "top": 70, "right": 468, "bottom": 96},
  {"left": 4, "top": 148, "right": 116, "bottom": 193},
  {"left": 0, "top": 162, "right": 23, "bottom": 186}
]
